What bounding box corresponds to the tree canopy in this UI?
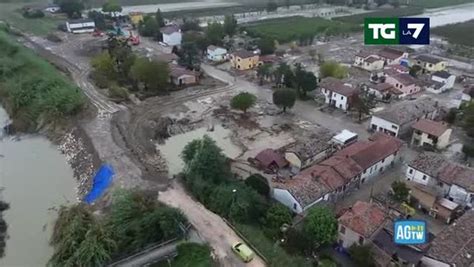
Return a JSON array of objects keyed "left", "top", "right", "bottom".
[
  {"left": 320, "top": 61, "right": 348, "bottom": 79},
  {"left": 172, "top": 243, "right": 215, "bottom": 267},
  {"left": 230, "top": 92, "right": 257, "bottom": 113},
  {"left": 54, "top": 0, "right": 85, "bottom": 18},
  {"left": 206, "top": 22, "right": 225, "bottom": 45},
  {"left": 155, "top": 8, "right": 165, "bottom": 27},
  {"left": 303, "top": 206, "right": 337, "bottom": 248},
  {"left": 130, "top": 57, "right": 169, "bottom": 92},
  {"left": 258, "top": 37, "right": 276, "bottom": 55},
  {"left": 273, "top": 88, "right": 296, "bottom": 112},
  {"left": 349, "top": 244, "right": 376, "bottom": 267},
  {"left": 223, "top": 15, "right": 238, "bottom": 36},
  {"left": 266, "top": 1, "right": 278, "bottom": 12},
  {"left": 102, "top": 0, "right": 122, "bottom": 14},
  {"left": 463, "top": 102, "right": 474, "bottom": 137},
  {"left": 138, "top": 15, "right": 160, "bottom": 38},
  {"left": 391, "top": 181, "right": 409, "bottom": 202},
  {"left": 294, "top": 63, "right": 317, "bottom": 98}
]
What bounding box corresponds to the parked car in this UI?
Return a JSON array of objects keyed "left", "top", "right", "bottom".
[{"left": 232, "top": 242, "right": 254, "bottom": 263}]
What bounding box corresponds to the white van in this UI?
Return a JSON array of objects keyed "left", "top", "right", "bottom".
[{"left": 331, "top": 129, "right": 358, "bottom": 148}]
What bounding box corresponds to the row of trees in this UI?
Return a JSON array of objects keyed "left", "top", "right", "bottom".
[{"left": 49, "top": 190, "right": 187, "bottom": 266}]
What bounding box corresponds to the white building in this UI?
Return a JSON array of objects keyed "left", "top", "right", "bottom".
[
  {"left": 406, "top": 153, "right": 474, "bottom": 207},
  {"left": 370, "top": 97, "right": 439, "bottom": 137},
  {"left": 206, "top": 45, "right": 227, "bottom": 62},
  {"left": 66, "top": 19, "right": 95, "bottom": 33},
  {"left": 320, "top": 77, "right": 359, "bottom": 111},
  {"left": 411, "top": 119, "right": 451, "bottom": 149},
  {"left": 354, "top": 48, "right": 408, "bottom": 71},
  {"left": 160, "top": 25, "right": 182, "bottom": 46},
  {"left": 426, "top": 70, "right": 456, "bottom": 94}
]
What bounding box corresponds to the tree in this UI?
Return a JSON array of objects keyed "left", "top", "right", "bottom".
[
  {"left": 266, "top": 1, "right": 278, "bottom": 12},
  {"left": 391, "top": 181, "right": 409, "bottom": 202},
  {"left": 444, "top": 108, "right": 457, "bottom": 124},
  {"left": 294, "top": 64, "right": 317, "bottom": 98},
  {"left": 303, "top": 206, "right": 337, "bottom": 248},
  {"left": 223, "top": 15, "right": 238, "bottom": 36},
  {"left": 155, "top": 8, "right": 165, "bottom": 27},
  {"left": 130, "top": 57, "right": 169, "bottom": 92},
  {"left": 91, "top": 51, "right": 117, "bottom": 81},
  {"left": 181, "top": 19, "right": 201, "bottom": 32},
  {"left": 245, "top": 174, "right": 270, "bottom": 196},
  {"left": 462, "top": 144, "right": 474, "bottom": 159},
  {"left": 463, "top": 102, "right": 474, "bottom": 137},
  {"left": 55, "top": 0, "right": 84, "bottom": 18},
  {"left": 258, "top": 37, "right": 275, "bottom": 55},
  {"left": 206, "top": 22, "right": 225, "bottom": 45},
  {"left": 264, "top": 203, "right": 292, "bottom": 231},
  {"left": 88, "top": 10, "right": 106, "bottom": 30},
  {"left": 320, "top": 61, "right": 347, "bottom": 79},
  {"left": 273, "top": 88, "right": 296, "bottom": 112},
  {"left": 138, "top": 15, "right": 159, "bottom": 38},
  {"left": 353, "top": 93, "right": 373, "bottom": 121},
  {"left": 348, "top": 244, "right": 375, "bottom": 267},
  {"left": 181, "top": 135, "right": 230, "bottom": 184},
  {"left": 409, "top": 64, "right": 422, "bottom": 77},
  {"left": 230, "top": 92, "right": 257, "bottom": 113},
  {"left": 274, "top": 63, "right": 292, "bottom": 87},
  {"left": 257, "top": 63, "right": 272, "bottom": 85},
  {"left": 178, "top": 41, "right": 202, "bottom": 70},
  {"left": 102, "top": 0, "right": 122, "bottom": 15}
]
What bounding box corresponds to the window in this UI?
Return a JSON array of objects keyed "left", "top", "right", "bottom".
[
  {"left": 358, "top": 236, "right": 364, "bottom": 245},
  {"left": 438, "top": 182, "right": 443, "bottom": 187},
  {"left": 363, "top": 169, "right": 367, "bottom": 174},
  {"left": 340, "top": 226, "right": 346, "bottom": 234},
  {"left": 422, "top": 175, "right": 427, "bottom": 180},
  {"left": 341, "top": 96, "right": 344, "bottom": 100},
  {"left": 237, "top": 58, "right": 240, "bottom": 61},
  {"left": 409, "top": 168, "right": 413, "bottom": 174},
  {"left": 391, "top": 125, "right": 398, "bottom": 130},
  {"left": 293, "top": 203, "right": 297, "bottom": 210},
  {"left": 382, "top": 158, "right": 385, "bottom": 163}
]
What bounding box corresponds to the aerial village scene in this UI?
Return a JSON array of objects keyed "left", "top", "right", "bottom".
[{"left": 0, "top": 0, "right": 473, "bottom": 266}]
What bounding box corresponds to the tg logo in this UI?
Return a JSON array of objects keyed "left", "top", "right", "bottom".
[{"left": 364, "top": 18, "right": 430, "bottom": 45}]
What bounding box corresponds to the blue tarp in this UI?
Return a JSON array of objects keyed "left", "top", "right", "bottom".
[{"left": 83, "top": 164, "right": 114, "bottom": 204}]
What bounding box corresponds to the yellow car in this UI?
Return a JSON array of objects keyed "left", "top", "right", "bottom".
[{"left": 232, "top": 242, "right": 255, "bottom": 263}]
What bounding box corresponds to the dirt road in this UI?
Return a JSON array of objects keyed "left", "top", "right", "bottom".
[{"left": 159, "top": 181, "right": 266, "bottom": 267}]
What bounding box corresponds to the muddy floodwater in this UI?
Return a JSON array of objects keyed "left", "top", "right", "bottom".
[
  {"left": 0, "top": 106, "right": 76, "bottom": 266},
  {"left": 421, "top": 3, "right": 474, "bottom": 27},
  {"left": 157, "top": 125, "right": 242, "bottom": 176}
]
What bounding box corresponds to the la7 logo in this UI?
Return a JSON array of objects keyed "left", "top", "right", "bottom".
[
  {"left": 406, "top": 23, "right": 425, "bottom": 39},
  {"left": 399, "top": 18, "right": 430, "bottom": 44}
]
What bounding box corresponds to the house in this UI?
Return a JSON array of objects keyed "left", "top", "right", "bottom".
[
  {"left": 384, "top": 72, "right": 421, "bottom": 96},
  {"left": 44, "top": 3, "right": 60, "bottom": 13},
  {"left": 377, "top": 47, "right": 409, "bottom": 65},
  {"left": 66, "top": 19, "right": 96, "bottom": 33},
  {"left": 353, "top": 51, "right": 385, "bottom": 71},
  {"left": 335, "top": 132, "right": 403, "bottom": 184},
  {"left": 413, "top": 54, "right": 447, "bottom": 73},
  {"left": 206, "top": 45, "right": 227, "bottom": 62},
  {"left": 338, "top": 201, "right": 387, "bottom": 248},
  {"left": 129, "top": 12, "right": 144, "bottom": 26},
  {"left": 421, "top": 210, "right": 474, "bottom": 267},
  {"left": 252, "top": 148, "right": 288, "bottom": 172},
  {"left": 152, "top": 53, "right": 179, "bottom": 64},
  {"left": 320, "top": 77, "right": 359, "bottom": 111},
  {"left": 462, "top": 85, "right": 474, "bottom": 103},
  {"left": 370, "top": 97, "right": 439, "bottom": 137},
  {"left": 160, "top": 25, "right": 182, "bottom": 46},
  {"left": 426, "top": 70, "right": 456, "bottom": 94},
  {"left": 411, "top": 119, "right": 451, "bottom": 149},
  {"left": 407, "top": 182, "right": 461, "bottom": 224},
  {"left": 365, "top": 82, "right": 402, "bottom": 100},
  {"left": 169, "top": 67, "right": 198, "bottom": 86},
  {"left": 230, "top": 50, "right": 259, "bottom": 70},
  {"left": 405, "top": 153, "right": 474, "bottom": 207},
  {"left": 283, "top": 128, "right": 334, "bottom": 172}
]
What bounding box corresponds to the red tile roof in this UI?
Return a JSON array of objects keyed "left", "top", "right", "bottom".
[
  {"left": 391, "top": 73, "right": 417, "bottom": 86},
  {"left": 339, "top": 201, "right": 387, "bottom": 238},
  {"left": 232, "top": 50, "right": 256, "bottom": 59},
  {"left": 320, "top": 77, "right": 359, "bottom": 97},
  {"left": 255, "top": 148, "right": 288, "bottom": 169},
  {"left": 335, "top": 133, "right": 403, "bottom": 170},
  {"left": 412, "top": 119, "right": 449, "bottom": 137},
  {"left": 377, "top": 48, "right": 405, "bottom": 60},
  {"left": 319, "top": 155, "right": 363, "bottom": 181},
  {"left": 371, "top": 82, "right": 394, "bottom": 93},
  {"left": 300, "top": 165, "right": 346, "bottom": 191}
]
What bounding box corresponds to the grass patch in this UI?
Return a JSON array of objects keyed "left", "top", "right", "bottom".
[
  {"left": 0, "top": 29, "right": 85, "bottom": 132},
  {"left": 244, "top": 16, "right": 361, "bottom": 43},
  {"left": 408, "top": 0, "right": 474, "bottom": 9},
  {"left": 0, "top": 2, "right": 64, "bottom": 35},
  {"left": 333, "top": 7, "right": 423, "bottom": 24},
  {"left": 432, "top": 19, "right": 474, "bottom": 47},
  {"left": 234, "top": 223, "right": 312, "bottom": 267},
  {"left": 89, "top": 0, "right": 197, "bottom": 8}
]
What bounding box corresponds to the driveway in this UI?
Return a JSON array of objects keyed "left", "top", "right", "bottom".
[{"left": 158, "top": 181, "right": 266, "bottom": 267}]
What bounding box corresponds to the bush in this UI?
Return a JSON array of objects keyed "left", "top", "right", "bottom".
[
  {"left": 462, "top": 144, "right": 474, "bottom": 158},
  {"left": 108, "top": 84, "right": 129, "bottom": 102},
  {"left": 245, "top": 174, "right": 270, "bottom": 196},
  {"left": 391, "top": 181, "right": 409, "bottom": 202},
  {"left": 348, "top": 244, "right": 375, "bottom": 267},
  {"left": 23, "top": 9, "right": 45, "bottom": 18},
  {"left": 444, "top": 108, "right": 457, "bottom": 124}
]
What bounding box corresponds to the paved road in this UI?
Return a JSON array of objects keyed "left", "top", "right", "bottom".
[
  {"left": 159, "top": 181, "right": 267, "bottom": 267},
  {"left": 201, "top": 64, "right": 370, "bottom": 139}
]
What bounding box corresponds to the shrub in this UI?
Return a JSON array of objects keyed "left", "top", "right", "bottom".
[
  {"left": 245, "top": 174, "right": 270, "bottom": 196},
  {"left": 108, "top": 84, "right": 129, "bottom": 102}
]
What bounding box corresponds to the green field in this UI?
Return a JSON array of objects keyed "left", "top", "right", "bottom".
[
  {"left": 433, "top": 19, "right": 474, "bottom": 47},
  {"left": 89, "top": 0, "right": 197, "bottom": 8},
  {"left": 333, "top": 7, "right": 424, "bottom": 24},
  {"left": 409, "top": 0, "right": 474, "bottom": 8},
  {"left": 245, "top": 16, "right": 361, "bottom": 43},
  {"left": 0, "top": 2, "right": 64, "bottom": 35}
]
